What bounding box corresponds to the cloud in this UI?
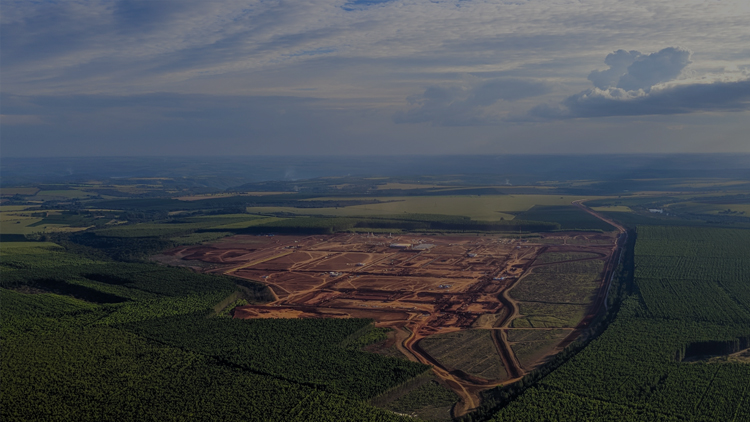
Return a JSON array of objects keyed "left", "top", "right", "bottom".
[
  {"left": 587, "top": 47, "right": 692, "bottom": 91},
  {"left": 616, "top": 47, "right": 692, "bottom": 91},
  {"left": 531, "top": 79, "right": 750, "bottom": 118},
  {"left": 531, "top": 47, "right": 750, "bottom": 119},
  {"left": 587, "top": 49, "right": 641, "bottom": 89},
  {"left": 395, "top": 78, "right": 549, "bottom": 126},
  {"left": 2, "top": 1, "right": 749, "bottom": 155}
]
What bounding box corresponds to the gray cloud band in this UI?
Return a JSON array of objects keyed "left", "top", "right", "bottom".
[
  {"left": 530, "top": 47, "right": 750, "bottom": 119},
  {"left": 531, "top": 79, "right": 750, "bottom": 119}
]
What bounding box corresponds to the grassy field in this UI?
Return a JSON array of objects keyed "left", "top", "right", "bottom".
[
  {"left": 207, "top": 216, "right": 282, "bottom": 230},
  {"left": 590, "top": 205, "right": 633, "bottom": 212},
  {"left": 175, "top": 192, "right": 290, "bottom": 200},
  {"left": 508, "top": 329, "right": 571, "bottom": 370},
  {"left": 418, "top": 329, "right": 507, "bottom": 380},
  {"left": 511, "top": 302, "right": 587, "bottom": 328},
  {"left": 0, "top": 212, "right": 89, "bottom": 235},
  {"left": 669, "top": 179, "right": 750, "bottom": 189},
  {"left": 0, "top": 206, "right": 34, "bottom": 212},
  {"left": 0, "top": 187, "right": 40, "bottom": 196},
  {"left": 0, "top": 241, "right": 63, "bottom": 250},
  {"left": 666, "top": 201, "right": 750, "bottom": 216},
  {"left": 92, "top": 215, "right": 265, "bottom": 238},
  {"left": 0, "top": 213, "right": 43, "bottom": 235},
  {"left": 35, "top": 189, "right": 100, "bottom": 199},
  {"left": 248, "top": 195, "right": 596, "bottom": 221},
  {"left": 515, "top": 205, "right": 615, "bottom": 231},
  {"left": 170, "top": 232, "right": 234, "bottom": 245},
  {"left": 375, "top": 183, "right": 448, "bottom": 190}
]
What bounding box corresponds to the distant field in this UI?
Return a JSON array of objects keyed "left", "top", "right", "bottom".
[
  {"left": 35, "top": 189, "right": 99, "bottom": 199},
  {"left": 0, "top": 206, "right": 33, "bottom": 212},
  {"left": 207, "top": 216, "right": 282, "bottom": 230},
  {"left": 0, "top": 241, "right": 62, "bottom": 249},
  {"left": 0, "top": 213, "right": 44, "bottom": 234},
  {"left": 516, "top": 205, "right": 615, "bottom": 231},
  {"left": 590, "top": 205, "right": 632, "bottom": 212},
  {"left": 670, "top": 179, "right": 750, "bottom": 189},
  {"left": 175, "top": 192, "right": 290, "bottom": 201},
  {"left": 667, "top": 201, "right": 750, "bottom": 217},
  {"left": 248, "top": 195, "right": 596, "bottom": 221},
  {"left": 93, "top": 215, "right": 263, "bottom": 238},
  {"left": 375, "top": 183, "right": 447, "bottom": 190},
  {"left": 0, "top": 187, "right": 40, "bottom": 196}
]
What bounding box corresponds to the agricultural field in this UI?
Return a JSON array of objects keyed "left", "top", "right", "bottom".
[
  {"left": 246, "top": 194, "right": 597, "bottom": 221},
  {"left": 590, "top": 205, "right": 633, "bottom": 212},
  {"left": 666, "top": 201, "right": 750, "bottom": 218},
  {"left": 515, "top": 205, "right": 616, "bottom": 230},
  {"left": 0, "top": 211, "right": 44, "bottom": 235},
  {"left": 0, "top": 207, "right": 123, "bottom": 236},
  {"left": 0, "top": 187, "right": 40, "bottom": 196},
  {"left": 488, "top": 225, "right": 750, "bottom": 421}
]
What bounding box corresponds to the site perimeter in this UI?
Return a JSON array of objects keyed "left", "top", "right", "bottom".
[{"left": 162, "top": 221, "right": 625, "bottom": 415}]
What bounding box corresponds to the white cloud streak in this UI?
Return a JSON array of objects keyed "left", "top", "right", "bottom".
[{"left": 2, "top": 0, "right": 749, "bottom": 97}]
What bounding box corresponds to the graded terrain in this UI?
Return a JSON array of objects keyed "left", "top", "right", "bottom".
[{"left": 162, "top": 224, "right": 624, "bottom": 414}]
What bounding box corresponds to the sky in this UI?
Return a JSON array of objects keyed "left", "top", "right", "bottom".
[{"left": 1, "top": 0, "right": 749, "bottom": 157}]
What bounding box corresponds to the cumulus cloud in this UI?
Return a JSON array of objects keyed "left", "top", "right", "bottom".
[
  {"left": 531, "top": 47, "right": 750, "bottom": 119},
  {"left": 587, "top": 49, "right": 641, "bottom": 89},
  {"left": 587, "top": 47, "right": 692, "bottom": 91},
  {"left": 616, "top": 47, "right": 692, "bottom": 91},
  {"left": 395, "top": 78, "right": 548, "bottom": 126}
]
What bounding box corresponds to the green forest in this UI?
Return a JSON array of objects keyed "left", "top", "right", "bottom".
[
  {"left": 1, "top": 242, "right": 428, "bottom": 421},
  {"left": 487, "top": 226, "right": 750, "bottom": 421}
]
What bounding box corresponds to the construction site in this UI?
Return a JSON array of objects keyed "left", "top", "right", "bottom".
[{"left": 162, "top": 225, "right": 624, "bottom": 415}]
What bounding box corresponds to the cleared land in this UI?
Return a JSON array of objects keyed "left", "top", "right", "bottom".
[
  {"left": 507, "top": 329, "right": 572, "bottom": 371},
  {"left": 0, "top": 209, "right": 92, "bottom": 235},
  {"left": 161, "top": 226, "right": 621, "bottom": 415},
  {"left": 419, "top": 330, "right": 508, "bottom": 381}
]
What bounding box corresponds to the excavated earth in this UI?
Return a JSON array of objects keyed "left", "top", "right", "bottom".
[{"left": 160, "top": 229, "right": 622, "bottom": 416}]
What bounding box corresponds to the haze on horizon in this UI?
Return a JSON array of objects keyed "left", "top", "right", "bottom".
[{"left": 1, "top": 0, "right": 749, "bottom": 157}]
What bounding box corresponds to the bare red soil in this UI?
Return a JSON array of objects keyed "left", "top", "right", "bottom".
[{"left": 160, "top": 225, "right": 622, "bottom": 416}]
